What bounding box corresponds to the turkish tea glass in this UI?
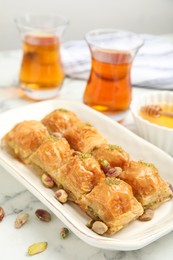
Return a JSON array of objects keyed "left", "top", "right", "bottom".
[
  {"left": 15, "top": 14, "right": 69, "bottom": 100},
  {"left": 83, "top": 29, "right": 143, "bottom": 116}
]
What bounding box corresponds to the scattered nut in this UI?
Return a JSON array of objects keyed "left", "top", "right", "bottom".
[
  {"left": 41, "top": 173, "right": 54, "bottom": 188},
  {"left": 86, "top": 219, "right": 95, "bottom": 228},
  {"left": 138, "top": 209, "right": 154, "bottom": 221},
  {"left": 0, "top": 206, "right": 5, "bottom": 221},
  {"left": 15, "top": 212, "right": 29, "bottom": 228},
  {"left": 55, "top": 189, "right": 68, "bottom": 203},
  {"left": 60, "top": 227, "right": 69, "bottom": 239},
  {"left": 35, "top": 209, "right": 51, "bottom": 222},
  {"left": 106, "top": 167, "right": 122, "bottom": 178},
  {"left": 27, "top": 242, "right": 48, "bottom": 256},
  {"left": 101, "top": 160, "right": 111, "bottom": 174},
  {"left": 91, "top": 221, "right": 108, "bottom": 235}
]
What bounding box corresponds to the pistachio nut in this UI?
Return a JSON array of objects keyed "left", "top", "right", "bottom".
[
  {"left": 15, "top": 212, "right": 29, "bottom": 228},
  {"left": 138, "top": 209, "right": 154, "bottom": 221},
  {"left": 91, "top": 221, "right": 108, "bottom": 235},
  {"left": 27, "top": 242, "right": 48, "bottom": 256},
  {"left": 106, "top": 167, "right": 122, "bottom": 178},
  {"left": 55, "top": 189, "right": 68, "bottom": 203},
  {"left": 41, "top": 173, "right": 54, "bottom": 188},
  {"left": 86, "top": 219, "right": 95, "bottom": 229},
  {"left": 35, "top": 209, "right": 51, "bottom": 222},
  {"left": 0, "top": 206, "right": 5, "bottom": 221},
  {"left": 60, "top": 227, "right": 69, "bottom": 239}
]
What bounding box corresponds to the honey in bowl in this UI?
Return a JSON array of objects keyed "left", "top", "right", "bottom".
[{"left": 139, "top": 104, "right": 173, "bottom": 128}]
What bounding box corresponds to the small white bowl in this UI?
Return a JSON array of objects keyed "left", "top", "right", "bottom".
[{"left": 131, "top": 91, "right": 173, "bottom": 156}]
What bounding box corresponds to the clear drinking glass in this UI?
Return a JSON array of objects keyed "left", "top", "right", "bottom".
[
  {"left": 83, "top": 29, "right": 143, "bottom": 116},
  {"left": 15, "top": 14, "right": 69, "bottom": 100}
]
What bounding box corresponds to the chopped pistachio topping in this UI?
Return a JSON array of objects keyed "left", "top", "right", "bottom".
[
  {"left": 87, "top": 206, "right": 98, "bottom": 219},
  {"left": 139, "top": 160, "right": 156, "bottom": 169},
  {"left": 105, "top": 177, "right": 121, "bottom": 185},
  {"left": 101, "top": 160, "right": 109, "bottom": 167},
  {"left": 80, "top": 152, "right": 92, "bottom": 159},
  {"left": 58, "top": 108, "right": 69, "bottom": 113},
  {"left": 85, "top": 122, "right": 93, "bottom": 127},
  {"left": 107, "top": 144, "right": 123, "bottom": 152},
  {"left": 46, "top": 135, "right": 58, "bottom": 142}
]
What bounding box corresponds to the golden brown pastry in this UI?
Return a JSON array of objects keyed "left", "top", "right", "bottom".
[
  {"left": 92, "top": 143, "right": 129, "bottom": 170},
  {"left": 30, "top": 136, "right": 72, "bottom": 175},
  {"left": 120, "top": 160, "right": 173, "bottom": 209},
  {"left": 42, "top": 108, "right": 80, "bottom": 134},
  {"left": 64, "top": 122, "right": 107, "bottom": 153},
  {"left": 3, "top": 120, "right": 49, "bottom": 163},
  {"left": 79, "top": 177, "right": 143, "bottom": 234},
  {"left": 52, "top": 153, "right": 105, "bottom": 202}
]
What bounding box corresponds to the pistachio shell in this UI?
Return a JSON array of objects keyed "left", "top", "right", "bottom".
[
  {"left": 27, "top": 242, "right": 48, "bottom": 255},
  {"left": 35, "top": 209, "right": 51, "bottom": 222},
  {"left": 0, "top": 207, "right": 5, "bottom": 221},
  {"left": 60, "top": 227, "right": 69, "bottom": 239},
  {"left": 15, "top": 212, "right": 29, "bottom": 228},
  {"left": 55, "top": 189, "right": 68, "bottom": 203},
  {"left": 41, "top": 173, "right": 54, "bottom": 188}
]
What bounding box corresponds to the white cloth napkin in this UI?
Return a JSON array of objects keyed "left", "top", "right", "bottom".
[{"left": 61, "top": 34, "right": 173, "bottom": 90}]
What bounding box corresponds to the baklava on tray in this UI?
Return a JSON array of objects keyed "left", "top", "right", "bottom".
[{"left": 3, "top": 107, "right": 172, "bottom": 236}]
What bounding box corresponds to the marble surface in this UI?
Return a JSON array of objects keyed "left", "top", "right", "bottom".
[{"left": 0, "top": 49, "right": 173, "bottom": 260}]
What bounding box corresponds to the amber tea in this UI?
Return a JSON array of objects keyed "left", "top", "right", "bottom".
[
  {"left": 83, "top": 50, "right": 132, "bottom": 113},
  {"left": 15, "top": 14, "right": 68, "bottom": 100},
  {"left": 20, "top": 34, "right": 64, "bottom": 93},
  {"left": 83, "top": 29, "right": 143, "bottom": 116}
]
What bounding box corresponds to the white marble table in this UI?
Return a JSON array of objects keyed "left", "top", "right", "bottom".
[{"left": 0, "top": 51, "right": 173, "bottom": 260}]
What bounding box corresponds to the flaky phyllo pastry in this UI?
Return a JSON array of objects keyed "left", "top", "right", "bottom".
[
  {"left": 3, "top": 108, "right": 173, "bottom": 236},
  {"left": 79, "top": 178, "right": 143, "bottom": 234},
  {"left": 3, "top": 120, "right": 49, "bottom": 164},
  {"left": 42, "top": 108, "right": 80, "bottom": 134},
  {"left": 120, "top": 160, "right": 172, "bottom": 209},
  {"left": 64, "top": 121, "right": 107, "bottom": 152}
]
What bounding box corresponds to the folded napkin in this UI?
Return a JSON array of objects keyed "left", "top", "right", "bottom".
[{"left": 61, "top": 34, "right": 173, "bottom": 90}]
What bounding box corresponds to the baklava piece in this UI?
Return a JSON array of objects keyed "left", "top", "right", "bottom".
[
  {"left": 92, "top": 143, "right": 129, "bottom": 170},
  {"left": 30, "top": 136, "right": 72, "bottom": 175},
  {"left": 3, "top": 120, "right": 49, "bottom": 163},
  {"left": 42, "top": 108, "right": 80, "bottom": 135},
  {"left": 64, "top": 122, "right": 107, "bottom": 153},
  {"left": 120, "top": 160, "right": 173, "bottom": 209},
  {"left": 52, "top": 154, "right": 105, "bottom": 202},
  {"left": 80, "top": 177, "right": 143, "bottom": 235}
]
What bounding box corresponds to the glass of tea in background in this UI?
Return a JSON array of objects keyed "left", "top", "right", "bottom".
[
  {"left": 83, "top": 29, "right": 143, "bottom": 117},
  {"left": 15, "top": 14, "right": 69, "bottom": 100}
]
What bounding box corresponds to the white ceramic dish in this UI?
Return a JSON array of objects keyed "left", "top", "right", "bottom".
[
  {"left": 0, "top": 99, "right": 173, "bottom": 251},
  {"left": 131, "top": 91, "right": 173, "bottom": 156}
]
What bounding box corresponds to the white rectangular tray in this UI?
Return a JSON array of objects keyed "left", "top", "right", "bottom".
[{"left": 0, "top": 99, "right": 173, "bottom": 251}]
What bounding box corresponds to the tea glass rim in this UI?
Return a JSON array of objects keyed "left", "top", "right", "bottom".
[
  {"left": 14, "top": 13, "right": 69, "bottom": 32},
  {"left": 85, "top": 28, "right": 144, "bottom": 52}
]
